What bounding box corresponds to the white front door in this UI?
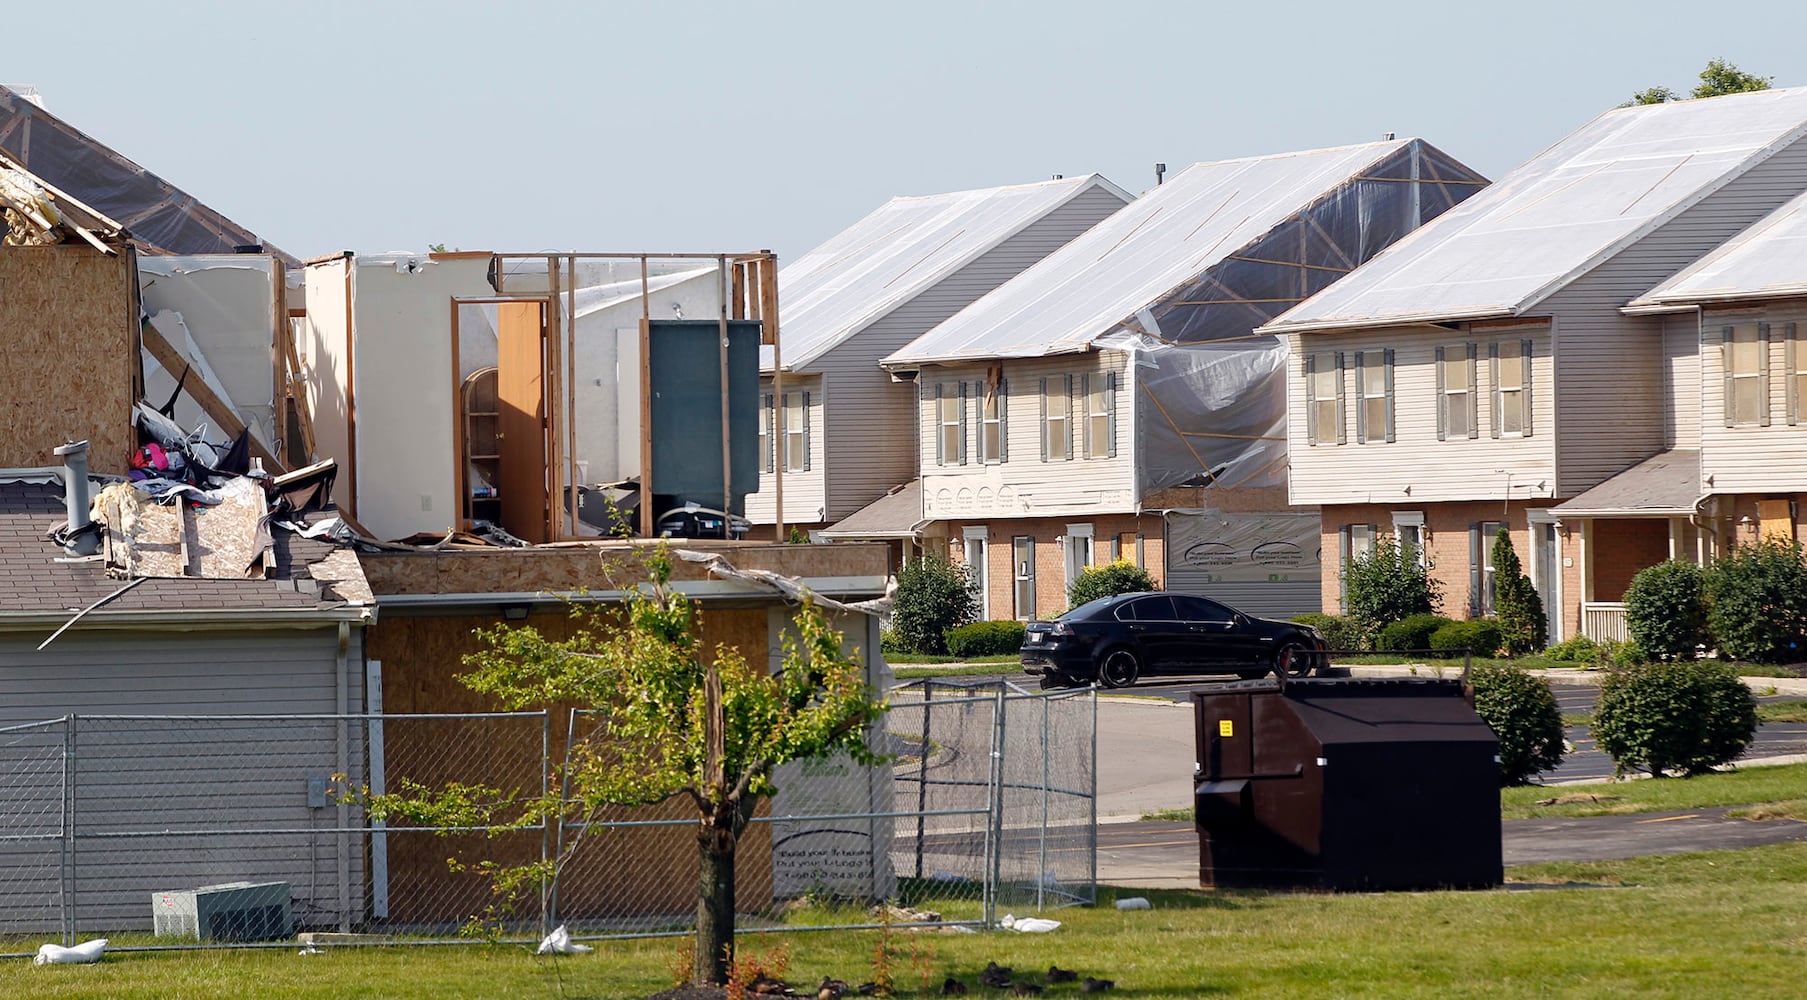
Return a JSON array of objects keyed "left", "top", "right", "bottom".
[{"left": 963, "top": 527, "right": 990, "bottom": 620}]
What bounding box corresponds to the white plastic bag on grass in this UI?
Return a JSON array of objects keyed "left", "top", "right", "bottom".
[
  {"left": 536, "top": 924, "right": 593, "bottom": 955},
  {"left": 34, "top": 939, "right": 107, "bottom": 965},
  {"left": 999, "top": 913, "right": 1061, "bottom": 933}
]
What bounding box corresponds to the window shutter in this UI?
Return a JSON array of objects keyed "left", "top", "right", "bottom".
[
  {"left": 1305, "top": 354, "right": 1320, "bottom": 446},
  {"left": 1354, "top": 351, "right": 1368, "bottom": 442},
  {"left": 1435, "top": 345, "right": 1447, "bottom": 441},
  {"left": 1521, "top": 338, "right": 1533, "bottom": 438},
  {"left": 1039, "top": 377, "right": 1049, "bottom": 461},
  {"left": 1489, "top": 341, "right": 1501, "bottom": 440},
  {"left": 762, "top": 392, "right": 774, "bottom": 473},
  {"left": 1788, "top": 325, "right": 1800, "bottom": 425},
  {"left": 1080, "top": 373, "right": 1092, "bottom": 458},
  {"left": 1000, "top": 378, "right": 1010, "bottom": 461},
  {"left": 1106, "top": 372, "right": 1118, "bottom": 458},
  {"left": 1759, "top": 322, "right": 1772, "bottom": 427},
  {"left": 1469, "top": 524, "right": 1482, "bottom": 616},
  {"left": 958, "top": 382, "right": 969, "bottom": 465},
  {"left": 934, "top": 383, "right": 946, "bottom": 466},
  {"left": 1383, "top": 348, "right": 1396, "bottom": 442},
  {"left": 1722, "top": 326, "right": 1735, "bottom": 428},
  {"left": 1067, "top": 374, "right": 1077, "bottom": 461},
  {"left": 1465, "top": 342, "right": 1479, "bottom": 439},
  {"left": 1337, "top": 525, "right": 1352, "bottom": 612},
  {"left": 1333, "top": 351, "right": 1347, "bottom": 445},
  {"left": 802, "top": 390, "right": 812, "bottom": 471}
]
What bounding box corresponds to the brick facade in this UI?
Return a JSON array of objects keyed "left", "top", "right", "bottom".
[{"left": 941, "top": 513, "right": 1166, "bottom": 620}]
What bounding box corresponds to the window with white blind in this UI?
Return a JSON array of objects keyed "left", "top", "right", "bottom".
[
  {"left": 1437, "top": 342, "right": 1478, "bottom": 440},
  {"left": 758, "top": 392, "right": 774, "bottom": 473},
  {"left": 1305, "top": 351, "right": 1344, "bottom": 446},
  {"left": 980, "top": 380, "right": 1007, "bottom": 463},
  {"left": 1724, "top": 323, "right": 1770, "bottom": 427},
  {"left": 1788, "top": 323, "right": 1807, "bottom": 425},
  {"left": 782, "top": 390, "right": 809, "bottom": 471},
  {"left": 1041, "top": 375, "right": 1072, "bottom": 461},
  {"left": 1355, "top": 349, "right": 1393, "bottom": 444},
  {"left": 935, "top": 382, "right": 966, "bottom": 465},
  {"left": 1491, "top": 339, "right": 1533, "bottom": 437},
  {"left": 1082, "top": 373, "right": 1116, "bottom": 459}
]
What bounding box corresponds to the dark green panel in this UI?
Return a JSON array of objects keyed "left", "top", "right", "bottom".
[{"left": 648, "top": 319, "right": 761, "bottom": 513}]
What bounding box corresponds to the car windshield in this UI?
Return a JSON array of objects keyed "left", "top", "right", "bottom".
[{"left": 1060, "top": 596, "right": 1122, "bottom": 621}]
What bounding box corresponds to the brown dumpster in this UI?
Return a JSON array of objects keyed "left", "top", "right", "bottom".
[{"left": 1192, "top": 677, "right": 1501, "bottom": 891}]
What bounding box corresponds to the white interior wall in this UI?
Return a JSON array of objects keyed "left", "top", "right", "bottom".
[
  {"left": 138, "top": 257, "right": 279, "bottom": 451},
  {"left": 302, "top": 258, "right": 352, "bottom": 512}
]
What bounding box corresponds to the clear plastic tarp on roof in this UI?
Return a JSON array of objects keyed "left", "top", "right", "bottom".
[
  {"left": 0, "top": 87, "right": 293, "bottom": 263},
  {"left": 1268, "top": 87, "right": 1807, "bottom": 333},
  {"left": 886, "top": 140, "right": 1487, "bottom": 495}
]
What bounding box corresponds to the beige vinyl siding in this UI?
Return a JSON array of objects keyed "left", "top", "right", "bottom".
[
  {"left": 744, "top": 374, "right": 827, "bottom": 523},
  {"left": 919, "top": 351, "right": 1137, "bottom": 520},
  {"left": 1701, "top": 302, "right": 1807, "bottom": 492},
  {"left": 760, "top": 184, "right": 1128, "bottom": 524},
  {"left": 0, "top": 629, "right": 367, "bottom": 931},
  {"left": 1549, "top": 136, "right": 1807, "bottom": 494},
  {"left": 1663, "top": 311, "right": 1702, "bottom": 450},
  {"left": 1287, "top": 326, "right": 1554, "bottom": 505}
]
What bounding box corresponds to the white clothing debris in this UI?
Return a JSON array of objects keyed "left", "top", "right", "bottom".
[
  {"left": 34, "top": 938, "right": 107, "bottom": 965},
  {"left": 999, "top": 913, "right": 1060, "bottom": 933}
]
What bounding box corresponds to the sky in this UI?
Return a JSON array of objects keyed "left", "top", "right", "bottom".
[{"left": 11, "top": 1, "right": 1807, "bottom": 265}]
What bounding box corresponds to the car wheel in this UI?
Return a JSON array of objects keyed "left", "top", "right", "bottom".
[
  {"left": 1098, "top": 648, "right": 1141, "bottom": 689},
  {"left": 1273, "top": 641, "right": 1312, "bottom": 678}
]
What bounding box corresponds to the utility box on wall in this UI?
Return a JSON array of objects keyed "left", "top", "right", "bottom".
[{"left": 1192, "top": 677, "right": 1501, "bottom": 891}]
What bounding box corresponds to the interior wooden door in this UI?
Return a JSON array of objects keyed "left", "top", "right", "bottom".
[{"left": 495, "top": 301, "right": 548, "bottom": 543}]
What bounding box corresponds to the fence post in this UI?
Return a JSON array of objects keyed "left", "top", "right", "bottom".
[
  {"left": 913, "top": 682, "right": 932, "bottom": 880},
  {"left": 984, "top": 687, "right": 1005, "bottom": 928},
  {"left": 61, "top": 715, "right": 75, "bottom": 947},
  {"left": 541, "top": 712, "right": 552, "bottom": 939},
  {"left": 1036, "top": 691, "right": 1050, "bottom": 911},
  {"left": 1088, "top": 688, "right": 1098, "bottom": 902}
]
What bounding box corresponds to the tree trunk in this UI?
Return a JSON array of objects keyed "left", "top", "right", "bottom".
[{"left": 694, "top": 809, "right": 738, "bottom": 985}]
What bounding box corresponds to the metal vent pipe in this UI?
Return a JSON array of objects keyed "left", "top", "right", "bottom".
[{"left": 52, "top": 440, "right": 99, "bottom": 557}]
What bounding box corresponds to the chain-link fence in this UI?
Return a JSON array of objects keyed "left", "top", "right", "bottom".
[{"left": 0, "top": 684, "right": 1093, "bottom": 954}]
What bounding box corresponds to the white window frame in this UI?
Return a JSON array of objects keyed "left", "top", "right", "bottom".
[
  {"left": 1491, "top": 338, "right": 1533, "bottom": 438},
  {"left": 1063, "top": 524, "right": 1094, "bottom": 595},
  {"left": 782, "top": 389, "right": 809, "bottom": 472},
  {"left": 1392, "top": 510, "right": 1427, "bottom": 568},
  {"left": 1724, "top": 322, "right": 1771, "bottom": 428},
  {"left": 1081, "top": 372, "right": 1116, "bottom": 459},
  {"left": 758, "top": 391, "right": 774, "bottom": 474},
  {"left": 963, "top": 527, "right": 990, "bottom": 620},
  {"left": 1013, "top": 536, "right": 1036, "bottom": 621},
  {"left": 1305, "top": 351, "right": 1345, "bottom": 446},
  {"left": 1355, "top": 349, "right": 1394, "bottom": 444},
  {"left": 1041, "top": 375, "right": 1072, "bottom": 462},
  {"left": 1472, "top": 520, "right": 1506, "bottom": 616},
  {"left": 935, "top": 381, "right": 967, "bottom": 466},
  {"left": 1436, "top": 342, "right": 1478, "bottom": 441}
]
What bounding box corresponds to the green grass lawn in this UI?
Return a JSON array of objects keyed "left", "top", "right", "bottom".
[{"left": 7, "top": 845, "right": 1805, "bottom": 998}]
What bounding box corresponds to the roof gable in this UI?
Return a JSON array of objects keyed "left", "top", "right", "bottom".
[
  {"left": 770, "top": 174, "right": 1130, "bottom": 371},
  {"left": 1631, "top": 186, "right": 1807, "bottom": 307},
  {"left": 1267, "top": 87, "right": 1807, "bottom": 333}
]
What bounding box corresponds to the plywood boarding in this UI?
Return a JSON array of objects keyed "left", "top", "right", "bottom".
[{"left": 0, "top": 245, "right": 135, "bottom": 472}]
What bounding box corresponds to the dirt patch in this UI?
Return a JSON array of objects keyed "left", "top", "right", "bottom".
[{"left": 1536, "top": 793, "right": 1623, "bottom": 807}]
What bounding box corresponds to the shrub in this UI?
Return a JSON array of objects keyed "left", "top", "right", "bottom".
[
  {"left": 1292, "top": 613, "right": 1363, "bottom": 652},
  {"left": 1430, "top": 618, "right": 1502, "bottom": 657},
  {"left": 1067, "top": 559, "right": 1156, "bottom": 610},
  {"left": 1376, "top": 613, "right": 1455, "bottom": 652},
  {"left": 890, "top": 557, "right": 979, "bottom": 655},
  {"left": 1592, "top": 660, "right": 1758, "bottom": 777},
  {"left": 1542, "top": 635, "right": 1600, "bottom": 663},
  {"left": 1702, "top": 538, "right": 1807, "bottom": 665},
  {"left": 1623, "top": 560, "right": 1710, "bottom": 660},
  {"left": 1491, "top": 528, "right": 1548, "bottom": 655},
  {"left": 1468, "top": 663, "right": 1565, "bottom": 785},
  {"left": 943, "top": 620, "right": 1027, "bottom": 658},
  {"left": 1343, "top": 537, "right": 1441, "bottom": 643}
]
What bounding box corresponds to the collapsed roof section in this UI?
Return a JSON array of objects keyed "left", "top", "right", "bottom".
[
  {"left": 883, "top": 140, "right": 1487, "bottom": 492},
  {"left": 1265, "top": 87, "right": 1807, "bottom": 334},
  {"left": 770, "top": 174, "right": 1131, "bottom": 373},
  {"left": 0, "top": 87, "right": 294, "bottom": 264},
  {"left": 0, "top": 149, "right": 123, "bottom": 252},
  {"left": 1629, "top": 185, "right": 1807, "bottom": 309}
]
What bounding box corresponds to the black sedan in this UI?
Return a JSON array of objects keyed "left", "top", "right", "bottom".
[{"left": 1020, "top": 591, "right": 1327, "bottom": 689}]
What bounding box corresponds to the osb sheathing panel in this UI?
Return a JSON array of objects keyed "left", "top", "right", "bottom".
[
  {"left": 358, "top": 541, "right": 889, "bottom": 596},
  {"left": 0, "top": 246, "right": 135, "bottom": 473},
  {"left": 1143, "top": 484, "right": 1298, "bottom": 514},
  {"left": 369, "top": 606, "right": 777, "bottom": 919}
]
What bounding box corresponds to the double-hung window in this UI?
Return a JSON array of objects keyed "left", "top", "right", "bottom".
[
  {"left": 1305, "top": 351, "right": 1344, "bottom": 446},
  {"left": 1724, "top": 323, "right": 1770, "bottom": 427},
  {"left": 1788, "top": 323, "right": 1807, "bottom": 425},
  {"left": 1082, "top": 372, "right": 1116, "bottom": 459},
  {"left": 979, "top": 379, "right": 1007, "bottom": 463},
  {"left": 1355, "top": 349, "right": 1393, "bottom": 444},
  {"left": 758, "top": 391, "right": 774, "bottom": 473},
  {"left": 782, "top": 390, "right": 809, "bottom": 471},
  {"left": 1041, "top": 375, "right": 1072, "bottom": 461},
  {"left": 1491, "top": 339, "right": 1533, "bottom": 437},
  {"left": 1436, "top": 342, "right": 1478, "bottom": 440},
  {"left": 935, "top": 382, "right": 967, "bottom": 465}
]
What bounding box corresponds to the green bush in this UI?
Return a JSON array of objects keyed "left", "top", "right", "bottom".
[
  {"left": 890, "top": 557, "right": 979, "bottom": 655},
  {"left": 1702, "top": 538, "right": 1807, "bottom": 665},
  {"left": 1067, "top": 559, "right": 1156, "bottom": 610},
  {"left": 1492, "top": 528, "right": 1548, "bottom": 655},
  {"left": 1429, "top": 618, "right": 1503, "bottom": 657},
  {"left": 1624, "top": 560, "right": 1710, "bottom": 660},
  {"left": 1468, "top": 663, "right": 1566, "bottom": 785},
  {"left": 943, "top": 620, "right": 1028, "bottom": 658},
  {"left": 1292, "top": 613, "right": 1364, "bottom": 652},
  {"left": 1542, "top": 635, "right": 1600, "bottom": 663},
  {"left": 1592, "top": 660, "right": 1758, "bottom": 777},
  {"left": 1376, "top": 613, "right": 1455, "bottom": 652},
  {"left": 1343, "top": 537, "right": 1441, "bottom": 644}
]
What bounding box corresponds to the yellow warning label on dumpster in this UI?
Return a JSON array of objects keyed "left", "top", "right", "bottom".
[{"left": 1218, "top": 719, "right": 1233, "bottom": 737}]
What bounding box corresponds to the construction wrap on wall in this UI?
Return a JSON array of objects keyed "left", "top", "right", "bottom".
[{"left": 1164, "top": 508, "right": 1323, "bottom": 619}]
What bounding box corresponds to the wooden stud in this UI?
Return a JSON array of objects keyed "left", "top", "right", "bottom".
[
  {"left": 449, "top": 297, "right": 465, "bottom": 529},
  {"left": 718, "top": 255, "right": 731, "bottom": 536},
  {"left": 760, "top": 252, "right": 784, "bottom": 540},
  {"left": 342, "top": 256, "right": 358, "bottom": 522}
]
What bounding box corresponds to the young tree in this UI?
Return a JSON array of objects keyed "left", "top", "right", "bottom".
[
  {"left": 368, "top": 549, "right": 887, "bottom": 986},
  {"left": 1342, "top": 536, "right": 1440, "bottom": 645},
  {"left": 1491, "top": 527, "right": 1547, "bottom": 656}
]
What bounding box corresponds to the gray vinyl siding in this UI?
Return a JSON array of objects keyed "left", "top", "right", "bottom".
[
  {"left": 810, "top": 184, "right": 1130, "bottom": 521},
  {"left": 0, "top": 628, "right": 368, "bottom": 932},
  {"left": 1663, "top": 311, "right": 1702, "bottom": 450},
  {"left": 1550, "top": 136, "right": 1807, "bottom": 495}
]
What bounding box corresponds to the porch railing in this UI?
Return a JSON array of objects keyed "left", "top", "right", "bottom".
[{"left": 1581, "top": 602, "right": 1629, "bottom": 643}]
